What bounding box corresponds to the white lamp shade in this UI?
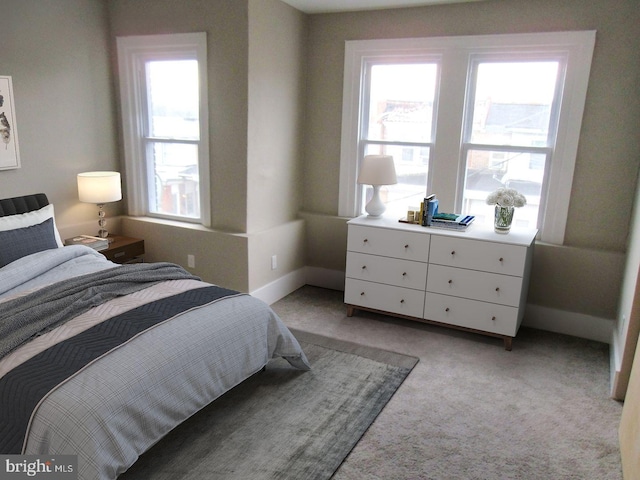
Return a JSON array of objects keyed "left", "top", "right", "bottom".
[
  {"left": 357, "top": 155, "right": 397, "bottom": 186},
  {"left": 77, "top": 171, "right": 122, "bottom": 204}
]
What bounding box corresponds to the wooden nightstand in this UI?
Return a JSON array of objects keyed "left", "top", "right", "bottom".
[{"left": 101, "top": 235, "right": 145, "bottom": 264}]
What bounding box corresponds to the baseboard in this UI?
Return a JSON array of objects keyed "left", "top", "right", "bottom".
[
  {"left": 251, "top": 267, "right": 345, "bottom": 305},
  {"left": 250, "top": 268, "right": 307, "bottom": 305},
  {"left": 523, "top": 304, "right": 615, "bottom": 344},
  {"left": 255, "top": 268, "right": 616, "bottom": 345}
]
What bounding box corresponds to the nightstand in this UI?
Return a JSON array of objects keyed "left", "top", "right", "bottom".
[{"left": 101, "top": 235, "right": 145, "bottom": 264}]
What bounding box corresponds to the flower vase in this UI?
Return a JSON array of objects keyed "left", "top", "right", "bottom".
[{"left": 494, "top": 205, "right": 515, "bottom": 233}]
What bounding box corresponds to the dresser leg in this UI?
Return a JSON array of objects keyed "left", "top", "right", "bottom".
[
  {"left": 503, "top": 337, "right": 513, "bottom": 351},
  {"left": 346, "top": 305, "right": 355, "bottom": 317}
]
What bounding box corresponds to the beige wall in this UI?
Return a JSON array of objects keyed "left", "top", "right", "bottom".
[
  {"left": 246, "top": 0, "right": 308, "bottom": 291},
  {"left": 0, "top": 0, "right": 120, "bottom": 232},
  {"left": 301, "top": 0, "right": 640, "bottom": 321},
  {"left": 108, "top": 0, "right": 252, "bottom": 290},
  {"left": 248, "top": 0, "right": 306, "bottom": 233},
  {"left": 121, "top": 216, "right": 249, "bottom": 291},
  {"left": 108, "top": 0, "right": 249, "bottom": 233},
  {"left": 3, "top": 0, "right": 639, "bottom": 323},
  {"left": 109, "top": 0, "right": 308, "bottom": 293}
]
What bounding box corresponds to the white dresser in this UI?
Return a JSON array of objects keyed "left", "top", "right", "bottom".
[{"left": 344, "top": 215, "right": 537, "bottom": 350}]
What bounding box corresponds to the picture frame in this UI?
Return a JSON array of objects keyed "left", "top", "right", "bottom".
[{"left": 0, "top": 76, "right": 21, "bottom": 170}]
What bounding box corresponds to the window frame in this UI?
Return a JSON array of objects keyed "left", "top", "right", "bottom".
[
  {"left": 117, "top": 32, "right": 211, "bottom": 226},
  {"left": 359, "top": 58, "right": 440, "bottom": 213},
  {"left": 339, "top": 31, "right": 596, "bottom": 244},
  {"left": 460, "top": 53, "right": 566, "bottom": 230}
]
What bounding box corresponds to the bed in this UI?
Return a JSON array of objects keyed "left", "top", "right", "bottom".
[{"left": 0, "top": 193, "right": 310, "bottom": 479}]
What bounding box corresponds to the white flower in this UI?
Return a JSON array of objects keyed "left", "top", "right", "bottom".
[{"left": 486, "top": 187, "right": 527, "bottom": 208}]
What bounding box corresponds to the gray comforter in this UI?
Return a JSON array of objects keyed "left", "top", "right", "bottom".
[
  {"left": 0, "top": 261, "right": 199, "bottom": 359},
  {"left": 0, "top": 246, "right": 310, "bottom": 480}
]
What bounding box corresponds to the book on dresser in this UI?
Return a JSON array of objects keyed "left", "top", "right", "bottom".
[
  {"left": 64, "top": 234, "right": 109, "bottom": 251},
  {"left": 421, "top": 194, "right": 438, "bottom": 226},
  {"left": 429, "top": 213, "right": 475, "bottom": 231}
]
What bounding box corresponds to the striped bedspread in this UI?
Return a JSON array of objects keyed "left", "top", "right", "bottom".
[{"left": 0, "top": 246, "right": 310, "bottom": 480}]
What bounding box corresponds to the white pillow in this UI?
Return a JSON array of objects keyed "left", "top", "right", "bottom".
[{"left": 0, "top": 203, "right": 64, "bottom": 247}]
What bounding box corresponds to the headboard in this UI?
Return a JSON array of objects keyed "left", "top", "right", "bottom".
[{"left": 0, "top": 194, "right": 49, "bottom": 217}]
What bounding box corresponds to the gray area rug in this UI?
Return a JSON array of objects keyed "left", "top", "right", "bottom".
[{"left": 119, "top": 329, "right": 418, "bottom": 479}]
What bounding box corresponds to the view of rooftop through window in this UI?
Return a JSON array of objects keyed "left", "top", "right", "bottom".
[
  {"left": 363, "top": 60, "right": 560, "bottom": 228},
  {"left": 145, "top": 59, "right": 201, "bottom": 219},
  {"left": 462, "top": 61, "right": 559, "bottom": 228},
  {"left": 362, "top": 62, "right": 437, "bottom": 217}
]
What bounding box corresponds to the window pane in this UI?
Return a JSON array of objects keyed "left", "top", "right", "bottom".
[
  {"left": 361, "top": 144, "right": 429, "bottom": 218},
  {"left": 469, "top": 62, "right": 559, "bottom": 146},
  {"left": 367, "top": 63, "right": 438, "bottom": 143},
  {"left": 146, "top": 60, "right": 199, "bottom": 140},
  {"left": 147, "top": 141, "right": 200, "bottom": 218},
  {"left": 462, "top": 149, "right": 544, "bottom": 229}
]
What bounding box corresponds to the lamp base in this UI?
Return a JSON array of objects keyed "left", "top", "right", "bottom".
[
  {"left": 97, "top": 204, "right": 109, "bottom": 239},
  {"left": 364, "top": 185, "right": 386, "bottom": 217}
]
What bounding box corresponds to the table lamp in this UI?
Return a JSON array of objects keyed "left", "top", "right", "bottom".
[
  {"left": 77, "top": 171, "right": 122, "bottom": 239},
  {"left": 357, "top": 155, "right": 397, "bottom": 217}
]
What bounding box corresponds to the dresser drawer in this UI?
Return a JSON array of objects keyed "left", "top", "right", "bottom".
[
  {"left": 429, "top": 236, "right": 527, "bottom": 276},
  {"left": 423, "top": 293, "right": 519, "bottom": 336},
  {"left": 346, "top": 252, "right": 428, "bottom": 290},
  {"left": 426, "top": 264, "right": 523, "bottom": 307},
  {"left": 345, "top": 278, "right": 425, "bottom": 318},
  {"left": 347, "top": 225, "right": 430, "bottom": 262}
]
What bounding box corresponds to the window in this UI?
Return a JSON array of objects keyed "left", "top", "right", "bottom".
[
  {"left": 117, "top": 33, "right": 210, "bottom": 225},
  {"left": 461, "top": 59, "right": 560, "bottom": 229},
  {"left": 339, "top": 32, "right": 595, "bottom": 244},
  {"left": 360, "top": 61, "right": 438, "bottom": 218}
]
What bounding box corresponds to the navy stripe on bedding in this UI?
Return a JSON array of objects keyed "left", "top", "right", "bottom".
[{"left": 0, "top": 285, "right": 242, "bottom": 454}]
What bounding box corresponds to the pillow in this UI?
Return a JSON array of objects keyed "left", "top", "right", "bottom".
[
  {"left": 0, "top": 203, "right": 63, "bottom": 247},
  {"left": 0, "top": 217, "right": 60, "bottom": 268}
]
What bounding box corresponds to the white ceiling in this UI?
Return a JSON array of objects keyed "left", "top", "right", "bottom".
[{"left": 280, "top": 0, "right": 482, "bottom": 14}]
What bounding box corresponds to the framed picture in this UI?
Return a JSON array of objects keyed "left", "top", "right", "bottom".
[{"left": 0, "top": 76, "right": 21, "bottom": 170}]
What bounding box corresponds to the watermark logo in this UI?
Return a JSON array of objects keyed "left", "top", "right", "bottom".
[{"left": 0, "top": 456, "right": 77, "bottom": 479}]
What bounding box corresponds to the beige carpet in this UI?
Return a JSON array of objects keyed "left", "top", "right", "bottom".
[{"left": 271, "top": 286, "right": 623, "bottom": 480}]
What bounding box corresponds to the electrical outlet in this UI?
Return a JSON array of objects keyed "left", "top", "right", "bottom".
[
  {"left": 271, "top": 254, "right": 277, "bottom": 270},
  {"left": 187, "top": 254, "right": 195, "bottom": 269}
]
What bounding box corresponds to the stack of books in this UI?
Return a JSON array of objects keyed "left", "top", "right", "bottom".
[
  {"left": 421, "top": 194, "right": 438, "bottom": 226},
  {"left": 401, "top": 194, "right": 475, "bottom": 231},
  {"left": 64, "top": 234, "right": 109, "bottom": 251},
  {"left": 430, "top": 213, "right": 475, "bottom": 231}
]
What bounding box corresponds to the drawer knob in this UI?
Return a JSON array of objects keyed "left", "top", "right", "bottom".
[
  {"left": 491, "top": 316, "right": 496, "bottom": 321},
  {"left": 451, "top": 250, "right": 456, "bottom": 256},
  {"left": 400, "top": 299, "right": 405, "bottom": 303},
  {"left": 402, "top": 272, "right": 407, "bottom": 277},
  {"left": 448, "top": 279, "right": 453, "bottom": 284},
  {"left": 404, "top": 244, "right": 409, "bottom": 249},
  {"left": 363, "top": 238, "right": 368, "bottom": 243},
  {"left": 360, "top": 292, "right": 365, "bottom": 296},
  {"left": 495, "top": 287, "right": 500, "bottom": 292},
  {"left": 499, "top": 257, "right": 504, "bottom": 262},
  {"left": 445, "top": 307, "right": 450, "bottom": 312},
  {"left": 362, "top": 265, "right": 367, "bottom": 270}
]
